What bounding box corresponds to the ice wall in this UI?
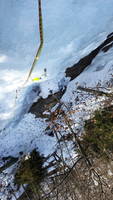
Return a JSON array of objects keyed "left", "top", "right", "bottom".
[{"left": 0, "top": 0, "right": 113, "bottom": 76}]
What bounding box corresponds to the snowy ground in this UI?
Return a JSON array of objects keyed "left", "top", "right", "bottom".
[
  {"left": 0, "top": 0, "right": 113, "bottom": 158},
  {"left": 0, "top": 1, "right": 113, "bottom": 199},
  {"left": 0, "top": 47, "right": 112, "bottom": 159}
]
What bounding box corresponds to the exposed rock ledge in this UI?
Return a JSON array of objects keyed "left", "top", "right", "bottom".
[{"left": 66, "top": 32, "right": 113, "bottom": 80}]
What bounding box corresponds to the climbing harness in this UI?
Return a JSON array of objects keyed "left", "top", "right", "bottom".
[{"left": 25, "top": 0, "right": 44, "bottom": 83}]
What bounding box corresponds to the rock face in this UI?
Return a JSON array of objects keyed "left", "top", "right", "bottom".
[
  {"left": 29, "top": 33, "right": 113, "bottom": 117},
  {"left": 65, "top": 33, "right": 113, "bottom": 80},
  {"left": 29, "top": 89, "right": 66, "bottom": 118}
]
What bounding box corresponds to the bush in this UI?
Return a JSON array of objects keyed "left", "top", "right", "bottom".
[
  {"left": 15, "top": 149, "right": 46, "bottom": 185},
  {"left": 82, "top": 106, "right": 113, "bottom": 157}
]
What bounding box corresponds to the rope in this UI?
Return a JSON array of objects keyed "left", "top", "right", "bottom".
[
  {"left": 14, "top": 0, "right": 44, "bottom": 108},
  {"left": 25, "top": 0, "right": 44, "bottom": 83},
  {"left": 0, "top": 0, "right": 44, "bottom": 133}
]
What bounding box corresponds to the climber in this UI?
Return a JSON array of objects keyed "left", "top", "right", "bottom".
[
  {"left": 32, "top": 77, "right": 41, "bottom": 82},
  {"left": 32, "top": 68, "right": 47, "bottom": 82}
]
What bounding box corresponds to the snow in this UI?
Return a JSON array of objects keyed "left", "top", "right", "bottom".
[
  {"left": 0, "top": 46, "right": 112, "bottom": 159},
  {"left": 63, "top": 48, "right": 113, "bottom": 103},
  {"left": 0, "top": 0, "right": 113, "bottom": 161},
  {"left": 0, "top": 113, "right": 56, "bottom": 157},
  {"left": 1, "top": 0, "right": 113, "bottom": 73},
  {"left": 0, "top": 1, "right": 113, "bottom": 199}
]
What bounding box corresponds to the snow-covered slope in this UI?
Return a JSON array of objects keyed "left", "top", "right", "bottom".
[
  {"left": 1, "top": 0, "right": 113, "bottom": 74},
  {"left": 0, "top": 41, "right": 112, "bottom": 158},
  {"left": 0, "top": 0, "right": 113, "bottom": 158},
  {"left": 0, "top": 2, "right": 113, "bottom": 199}
]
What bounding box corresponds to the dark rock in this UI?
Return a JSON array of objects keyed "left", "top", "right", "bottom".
[
  {"left": 29, "top": 88, "right": 66, "bottom": 118},
  {"left": 66, "top": 34, "right": 113, "bottom": 80}
]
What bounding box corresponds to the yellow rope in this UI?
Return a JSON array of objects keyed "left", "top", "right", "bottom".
[
  {"left": 25, "top": 0, "right": 44, "bottom": 83},
  {"left": 14, "top": 0, "right": 44, "bottom": 107}
]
